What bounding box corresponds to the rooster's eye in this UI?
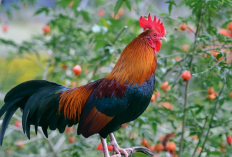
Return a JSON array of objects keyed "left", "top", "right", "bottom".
[{"left": 153, "top": 33, "right": 157, "bottom": 36}]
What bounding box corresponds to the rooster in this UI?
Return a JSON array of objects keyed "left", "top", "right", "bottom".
[{"left": 0, "top": 13, "right": 166, "bottom": 157}]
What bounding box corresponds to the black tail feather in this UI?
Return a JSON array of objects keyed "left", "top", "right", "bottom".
[
  {"left": 0, "top": 105, "right": 18, "bottom": 145},
  {"left": 0, "top": 97, "right": 23, "bottom": 118},
  {"left": 42, "top": 126, "right": 48, "bottom": 138},
  {"left": 0, "top": 80, "right": 77, "bottom": 145}
]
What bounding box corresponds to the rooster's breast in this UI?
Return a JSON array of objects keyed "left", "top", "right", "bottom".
[{"left": 98, "top": 75, "right": 154, "bottom": 138}]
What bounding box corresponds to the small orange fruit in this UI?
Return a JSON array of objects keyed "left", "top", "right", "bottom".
[
  {"left": 154, "top": 143, "right": 164, "bottom": 153},
  {"left": 207, "top": 94, "right": 216, "bottom": 100},
  {"left": 159, "top": 135, "right": 165, "bottom": 141},
  {"left": 118, "top": 8, "right": 124, "bottom": 16},
  {"left": 16, "top": 140, "right": 24, "bottom": 149},
  {"left": 175, "top": 56, "right": 182, "bottom": 62},
  {"left": 227, "top": 22, "right": 232, "bottom": 31},
  {"left": 154, "top": 91, "right": 160, "bottom": 97},
  {"left": 111, "top": 13, "right": 120, "bottom": 20},
  {"left": 207, "top": 87, "right": 214, "bottom": 95},
  {"left": 148, "top": 145, "right": 155, "bottom": 152},
  {"left": 162, "top": 102, "right": 173, "bottom": 110},
  {"left": 180, "top": 23, "right": 187, "bottom": 30},
  {"left": 219, "top": 147, "right": 226, "bottom": 152},
  {"left": 191, "top": 135, "right": 198, "bottom": 140},
  {"left": 197, "top": 147, "right": 202, "bottom": 153},
  {"left": 68, "top": 1, "right": 74, "bottom": 7},
  {"left": 150, "top": 94, "right": 156, "bottom": 102},
  {"left": 141, "top": 138, "right": 149, "bottom": 147},
  {"left": 121, "top": 123, "right": 127, "bottom": 128},
  {"left": 230, "top": 92, "right": 232, "bottom": 98},
  {"left": 68, "top": 137, "right": 75, "bottom": 143},
  {"left": 221, "top": 142, "right": 226, "bottom": 147},
  {"left": 182, "top": 44, "right": 189, "bottom": 52},
  {"left": 166, "top": 142, "right": 176, "bottom": 151},
  {"left": 219, "top": 29, "right": 230, "bottom": 37},
  {"left": 160, "top": 82, "right": 169, "bottom": 90}
]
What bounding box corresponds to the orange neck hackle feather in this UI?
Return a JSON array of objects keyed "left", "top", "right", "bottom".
[
  {"left": 105, "top": 30, "right": 157, "bottom": 86},
  {"left": 58, "top": 30, "right": 157, "bottom": 121}
]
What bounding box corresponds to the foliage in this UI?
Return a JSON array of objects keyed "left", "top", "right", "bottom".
[{"left": 0, "top": 0, "right": 232, "bottom": 157}]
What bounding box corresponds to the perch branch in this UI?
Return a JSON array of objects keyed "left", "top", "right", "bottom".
[{"left": 119, "top": 146, "right": 154, "bottom": 157}]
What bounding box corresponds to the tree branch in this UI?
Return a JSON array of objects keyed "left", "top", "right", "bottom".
[
  {"left": 198, "top": 79, "right": 226, "bottom": 157},
  {"left": 178, "top": 9, "right": 204, "bottom": 157},
  {"left": 191, "top": 116, "right": 208, "bottom": 157}
]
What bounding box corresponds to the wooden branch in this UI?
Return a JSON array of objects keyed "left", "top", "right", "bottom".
[{"left": 118, "top": 146, "right": 154, "bottom": 157}]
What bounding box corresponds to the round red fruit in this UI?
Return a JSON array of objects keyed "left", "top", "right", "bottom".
[
  {"left": 181, "top": 70, "right": 191, "bottom": 81},
  {"left": 42, "top": 25, "right": 51, "bottom": 35},
  {"left": 97, "top": 9, "right": 105, "bottom": 17},
  {"left": 97, "top": 143, "right": 103, "bottom": 151},
  {"left": 2, "top": 24, "right": 8, "bottom": 32},
  {"left": 108, "top": 145, "right": 113, "bottom": 151},
  {"left": 72, "top": 65, "right": 82, "bottom": 76},
  {"left": 14, "top": 120, "right": 21, "bottom": 127},
  {"left": 227, "top": 135, "right": 232, "bottom": 146}
]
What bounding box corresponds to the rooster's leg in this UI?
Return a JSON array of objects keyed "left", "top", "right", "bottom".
[
  {"left": 109, "top": 133, "right": 133, "bottom": 157},
  {"left": 100, "top": 136, "right": 110, "bottom": 157}
]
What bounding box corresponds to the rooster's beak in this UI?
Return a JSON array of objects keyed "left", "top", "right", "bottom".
[{"left": 160, "top": 37, "right": 167, "bottom": 41}]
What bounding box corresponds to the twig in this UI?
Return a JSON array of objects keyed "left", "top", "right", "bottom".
[
  {"left": 159, "top": 53, "right": 188, "bottom": 59},
  {"left": 112, "top": 26, "right": 128, "bottom": 45},
  {"left": 38, "top": 128, "right": 59, "bottom": 157},
  {"left": 210, "top": 118, "right": 232, "bottom": 128},
  {"left": 187, "top": 26, "right": 196, "bottom": 34},
  {"left": 202, "top": 46, "right": 232, "bottom": 52},
  {"left": 179, "top": 9, "right": 204, "bottom": 157},
  {"left": 42, "top": 59, "right": 52, "bottom": 80},
  {"left": 198, "top": 80, "right": 226, "bottom": 157},
  {"left": 191, "top": 116, "right": 208, "bottom": 157}
]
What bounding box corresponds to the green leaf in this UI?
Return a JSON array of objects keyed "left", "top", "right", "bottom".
[
  {"left": 34, "top": 7, "right": 49, "bottom": 16},
  {"left": 114, "top": 0, "right": 124, "bottom": 17},
  {"left": 166, "top": 0, "right": 177, "bottom": 15},
  {"left": 125, "top": 0, "right": 132, "bottom": 11}
]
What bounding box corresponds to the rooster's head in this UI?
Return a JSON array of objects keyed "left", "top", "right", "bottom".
[{"left": 139, "top": 13, "right": 166, "bottom": 54}]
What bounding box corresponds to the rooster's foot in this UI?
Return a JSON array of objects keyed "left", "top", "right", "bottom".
[{"left": 109, "top": 133, "right": 133, "bottom": 157}]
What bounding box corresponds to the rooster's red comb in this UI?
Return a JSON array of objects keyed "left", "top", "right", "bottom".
[{"left": 139, "top": 13, "right": 165, "bottom": 36}]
